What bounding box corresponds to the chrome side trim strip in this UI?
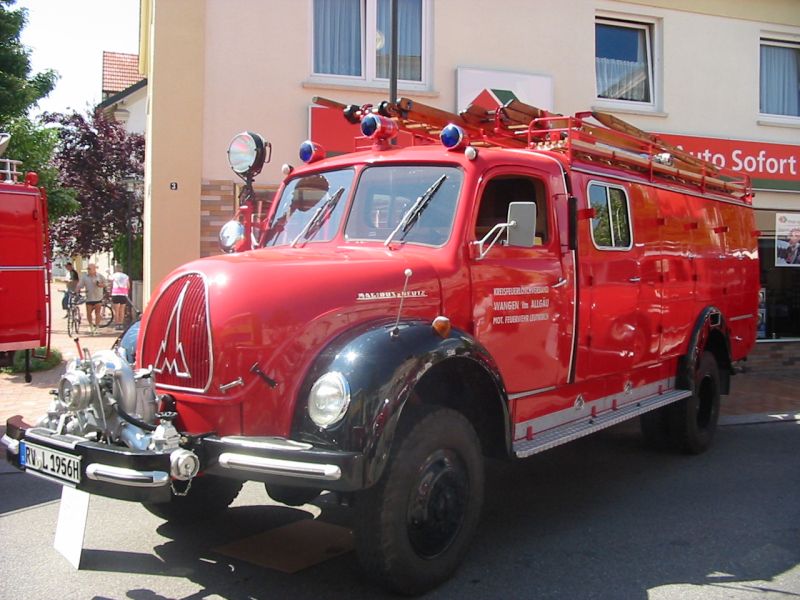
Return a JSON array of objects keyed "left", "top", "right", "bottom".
[
  {"left": 85, "top": 464, "right": 169, "bottom": 488},
  {"left": 513, "top": 387, "right": 691, "bottom": 458},
  {"left": 0, "top": 265, "right": 47, "bottom": 271},
  {"left": 218, "top": 452, "right": 342, "bottom": 481},
  {"left": 508, "top": 386, "right": 557, "bottom": 401}
]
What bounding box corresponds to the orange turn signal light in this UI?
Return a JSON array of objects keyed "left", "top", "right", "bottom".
[{"left": 432, "top": 316, "right": 451, "bottom": 338}]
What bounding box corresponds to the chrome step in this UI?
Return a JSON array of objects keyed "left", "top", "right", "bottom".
[{"left": 513, "top": 388, "right": 692, "bottom": 458}]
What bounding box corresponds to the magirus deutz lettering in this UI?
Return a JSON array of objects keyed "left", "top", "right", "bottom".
[{"left": 3, "top": 97, "right": 759, "bottom": 594}]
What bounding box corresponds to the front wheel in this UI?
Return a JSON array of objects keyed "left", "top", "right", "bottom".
[{"left": 354, "top": 406, "right": 484, "bottom": 595}]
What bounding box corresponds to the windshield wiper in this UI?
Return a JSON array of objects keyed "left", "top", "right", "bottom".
[
  {"left": 383, "top": 174, "right": 447, "bottom": 247},
  {"left": 290, "top": 186, "right": 345, "bottom": 247}
]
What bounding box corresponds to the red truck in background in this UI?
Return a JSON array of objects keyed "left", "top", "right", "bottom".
[
  {"left": 0, "top": 133, "right": 51, "bottom": 382},
  {"left": 3, "top": 99, "right": 758, "bottom": 594}
]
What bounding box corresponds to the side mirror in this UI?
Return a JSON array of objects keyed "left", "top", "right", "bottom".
[{"left": 506, "top": 202, "right": 537, "bottom": 248}]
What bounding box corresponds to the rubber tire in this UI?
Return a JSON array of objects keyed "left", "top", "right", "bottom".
[
  {"left": 144, "top": 475, "right": 243, "bottom": 523},
  {"left": 669, "top": 351, "right": 720, "bottom": 454},
  {"left": 67, "top": 309, "right": 80, "bottom": 337},
  {"left": 641, "top": 351, "right": 720, "bottom": 454},
  {"left": 98, "top": 302, "right": 114, "bottom": 328},
  {"left": 354, "top": 406, "right": 484, "bottom": 595},
  {"left": 264, "top": 483, "right": 321, "bottom": 506}
]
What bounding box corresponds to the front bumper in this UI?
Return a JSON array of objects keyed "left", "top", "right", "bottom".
[{"left": 3, "top": 415, "right": 366, "bottom": 503}]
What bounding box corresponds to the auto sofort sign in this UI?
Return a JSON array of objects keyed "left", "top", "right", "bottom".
[{"left": 658, "top": 134, "right": 799, "bottom": 193}]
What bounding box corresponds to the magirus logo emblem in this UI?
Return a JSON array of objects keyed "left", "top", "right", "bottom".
[{"left": 153, "top": 279, "right": 192, "bottom": 379}]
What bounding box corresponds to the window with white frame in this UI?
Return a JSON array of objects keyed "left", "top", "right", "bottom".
[
  {"left": 313, "top": 0, "right": 426, "bottom": 85},
  {"left": 595, "top": 18, "right": 654, "bottom": 105},
  {"left": 760, "top": 39, "right": 800, "bottom": 118},
  {"left": 588, "top": 182, "right": 632, "bottom": 250}
]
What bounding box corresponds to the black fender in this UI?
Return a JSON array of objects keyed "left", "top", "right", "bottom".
[
  {"left": 677, "top": 306, "right": 732, "bottom": 394},
  {"left": 292, "top": 319, "right": 509, "bottom": 487}
]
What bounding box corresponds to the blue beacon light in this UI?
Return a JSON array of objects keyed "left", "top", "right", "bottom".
[
  {"left": 440, "top": 123, "right": 468, "bottom": 150},
  {"left": 361, "top": 114, "right": 398, "bottom": 141},
  {"left": 299, "top": 140, "right": 326, "bottom": 163}
]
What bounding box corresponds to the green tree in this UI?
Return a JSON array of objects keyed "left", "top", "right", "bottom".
[
  {"left": 47, "top": 110, "right": 144, "bottom": 262},
  {"left": 0, "top": 0, "right": 58, "bottom": 125},
  {"left": 5, "top": 116, "right": 77, "bottom": 220}
]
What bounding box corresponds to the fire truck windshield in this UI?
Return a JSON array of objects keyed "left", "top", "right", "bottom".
[
  {"left": 344, "top": 165, "right": 463, "bottom": 247},
  {"left": 263, "top": 168, "right": 354, "bottom": 247}
]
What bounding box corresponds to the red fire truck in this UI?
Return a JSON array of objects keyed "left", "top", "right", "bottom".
[
  {"left": 3, "top": 99, "right": 758, "bottom": 593},
  {"left": 0, "top": 133, "right": 51, "bottom": 382}
]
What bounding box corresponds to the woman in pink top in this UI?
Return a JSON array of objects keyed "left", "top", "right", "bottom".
[{"left": 110, "top": 264, "right": 130, "bottom": 330}]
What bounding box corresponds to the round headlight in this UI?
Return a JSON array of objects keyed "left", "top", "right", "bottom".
[
  {"left": 227, "top": 132, "right": 268, "bottom": 178},
  {"left": 308, "top": 372, "right": 350, "bottom": 429},
  {"left": 219, "top": 220, "right": 245, "bottom": 253}
]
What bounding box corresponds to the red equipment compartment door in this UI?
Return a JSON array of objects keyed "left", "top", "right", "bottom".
[
  {"left": 583, "top": 181, "right": 640, "bottom": 379},
  {"left": 0, "top": 185, "right": 47, "bottom": 349},
  {"left": 0, "top": 269, "right": 45, "bottom": 349},
  {"left": 469, "top": 173, "right": 567, "bottom": 393}
]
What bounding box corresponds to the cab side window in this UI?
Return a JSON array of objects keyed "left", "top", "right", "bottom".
[
  {"left": 475, "top": 175, "right": 548, "bottom": 244},
  {"left": 588, "top": 182, "right": 632, "bottom": 249}
]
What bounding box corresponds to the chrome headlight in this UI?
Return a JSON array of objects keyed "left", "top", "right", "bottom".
[
  {"left": 219, "top": 220, "right": 245, "bottom": 253},
  {"left": 308, "top": 372, "right": 350, "bottom": 429}
]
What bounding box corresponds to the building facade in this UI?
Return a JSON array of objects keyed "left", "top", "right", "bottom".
[{"left": 139, "top": 0, "right": 800, "bottom": 338}]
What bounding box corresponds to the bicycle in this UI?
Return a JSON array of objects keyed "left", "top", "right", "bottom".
[
  {"left": 97, "top": 289, "right": 114, "bottom": 329},
  {"left": 65, "top": 292, "right": 85, "bottom": 337}
]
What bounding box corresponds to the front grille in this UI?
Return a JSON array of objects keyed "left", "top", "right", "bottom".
[{"left": 140, "top": 272, "right": 212, "bottom": 392}]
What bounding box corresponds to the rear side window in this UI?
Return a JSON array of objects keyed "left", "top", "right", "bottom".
[{"left": 588, "top": 182, "right": 632, "bottom": 249}]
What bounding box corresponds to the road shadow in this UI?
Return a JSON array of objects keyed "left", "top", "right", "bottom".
[{"left": 59, "top": 421, "right": 800, "bottom": 599}]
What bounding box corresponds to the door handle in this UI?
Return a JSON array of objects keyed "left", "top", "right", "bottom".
[
  {"left": 552, "top": 278, "right": 568, "bottom": 289},
  {"left": 628, "top": 277, "right": 641, "bottom": 283}
]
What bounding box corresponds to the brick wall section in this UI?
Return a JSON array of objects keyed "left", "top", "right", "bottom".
[
  {"left": 743, "top": 341, "right": 800, "bottom": 372},
  {"left": 200, "top": 179, "right": 235, "bottom": 258}
]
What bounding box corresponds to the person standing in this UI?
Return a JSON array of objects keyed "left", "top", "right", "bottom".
[
  {"left": 76, "top": 263, "right": 107, "bottom": 335},
  {"left": 110, "top": 264, "right": 130, "bottom": 330},
  {"left": 62, "top": 261, "right": 79, "bottom": 315}
]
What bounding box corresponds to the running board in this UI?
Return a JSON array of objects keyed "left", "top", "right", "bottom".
[{"left": 513, "top": 388, "right": 692, "bottom": 458}]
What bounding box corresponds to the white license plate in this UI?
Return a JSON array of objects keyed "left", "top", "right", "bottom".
[{"left": 20, "top": 441, "right": 82, "bottom": 485}]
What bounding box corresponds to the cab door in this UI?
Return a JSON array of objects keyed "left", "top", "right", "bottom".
[{"left": 469, "top": 172, "right": 567, "bottom": 393}]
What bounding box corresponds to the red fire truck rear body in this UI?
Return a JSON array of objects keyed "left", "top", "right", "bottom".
[{"left": 0, "top": 155, "right": 50, "bottom": 371}]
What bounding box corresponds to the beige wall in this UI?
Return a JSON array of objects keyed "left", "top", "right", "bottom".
[
  {"left": 143, "top": 0, "right": 799, "bottom": 298},
  {"left": 143, "top": 0, "right": 205, "bottom": 299},
  {"left": 196, "top": 0, "right": 800, "bottom": 180}
]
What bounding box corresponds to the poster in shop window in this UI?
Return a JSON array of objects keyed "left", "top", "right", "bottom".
[{"left": 775, "top": 213, "right": 800, "bottom": 267}]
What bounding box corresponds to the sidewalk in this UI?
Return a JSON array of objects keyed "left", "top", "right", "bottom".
[{"left": 2, "top": 294, "right": 799, "bottom": 425}]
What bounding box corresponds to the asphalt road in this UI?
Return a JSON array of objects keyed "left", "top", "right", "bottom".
[{"left": 1, "top": 420, "right": 798, "bottom": 599}]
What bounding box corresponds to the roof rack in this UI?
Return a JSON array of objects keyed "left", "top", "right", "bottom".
[{"left": 313, "top": 96, "right": 752, "bottom": 203}]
